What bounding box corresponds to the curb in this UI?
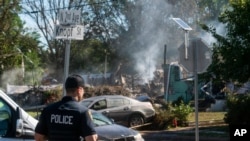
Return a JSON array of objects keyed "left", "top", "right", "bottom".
[{"left": 140, "top": 121, "right": 229, "bottom": 141}]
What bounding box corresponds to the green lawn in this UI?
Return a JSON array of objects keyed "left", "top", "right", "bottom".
[
  {"left": 188, "top": 112, "right": 226, "bottom": 122},
  {"left": 175, "top": 112, "right": 229, "bottom": 139},
  {"left": 28, "top": 111, "right": 40, "bottom": 119}
]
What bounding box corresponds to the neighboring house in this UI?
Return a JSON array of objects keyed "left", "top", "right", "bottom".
[{"left": 236, "top": 81, "right": 250, "bottom": 94}]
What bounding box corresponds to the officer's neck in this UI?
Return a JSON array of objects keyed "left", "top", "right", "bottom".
[{"left": 66, "top": 93, "right": 81, "bottom": 102}]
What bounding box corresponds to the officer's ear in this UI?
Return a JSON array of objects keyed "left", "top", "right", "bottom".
[{"left": 77, "top": 87, "right": 84, "bottom": 93}]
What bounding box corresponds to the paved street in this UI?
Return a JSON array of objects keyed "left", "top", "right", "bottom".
[{"left": 140, "top": 125, "right": 229, "bottom": 141}]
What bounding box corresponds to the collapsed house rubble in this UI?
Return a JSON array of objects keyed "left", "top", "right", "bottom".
[{"left": 7, "top": 68, "right": 166, "bottom": 108}]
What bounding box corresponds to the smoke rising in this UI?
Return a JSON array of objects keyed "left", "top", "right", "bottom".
[
  {"left": 119, "top": 0, "right": 195, "bottom": 83},
  {"left": 1, "top": 68, "right": 24, "bottom": 89},
  {"left": 119, "top": 0, "right": 226, "bottom": 83},
  {"left": 199, "top": 21, "right": 226, "bottom": 46}
]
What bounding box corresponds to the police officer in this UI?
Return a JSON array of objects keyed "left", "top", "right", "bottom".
[{"left": 35, "top": 74, "right": 98, "bottom": 141}]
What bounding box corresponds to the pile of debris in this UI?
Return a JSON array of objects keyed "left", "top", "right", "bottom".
[{"left": 8, "top": 69, "right": 166, "bottom": 108}]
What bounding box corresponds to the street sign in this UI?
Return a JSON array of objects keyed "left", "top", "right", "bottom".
[
  {"left": 178, "top": 38, "right": 212, "bottom": 73},
  {"left": 58, "top": 10, "right": 81, "bottom": 25},
  {"left": 54, "top": 25, "right": 84, "bottom": 40}
]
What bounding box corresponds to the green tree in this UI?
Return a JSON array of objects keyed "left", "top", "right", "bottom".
[
  {"left": 225, "top": 94, "right": 250, "bottom": 125},
  {"left": 0, "top": 0, "right": 23, "bottom": 74},
  {"left": 0, "top": 0, "right": 43, "bottom": 87},
  {"left": 198, "top": 0, "right": 229, "bottom": 22},
  {"left": 18, "top": 31, "right": 44, "bottom": 85},
  {"left": 70, "top": 39, "right": 116, "bottom": 74},
  {"left": 202, "top": 0, "right": 250, "bottom": 83}
]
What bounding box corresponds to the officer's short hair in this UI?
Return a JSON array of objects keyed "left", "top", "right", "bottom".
[{"left": 65, "top": 74, "right": 85, "bottom": 90}]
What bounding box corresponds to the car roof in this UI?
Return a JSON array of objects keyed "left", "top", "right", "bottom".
[
  {"left": 82, "top": 95, "right": 143, "bottom": 104},
  {"left": 83, "top": 95, "right": 130, "bottom": 100}
]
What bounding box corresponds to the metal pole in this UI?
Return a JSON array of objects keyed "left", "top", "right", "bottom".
[
  {"left": 21, "top": 54, "right": 25, "bottom": 82},
  {"left": 184, "top": 31, "right": 189, "bottom": 59},
  {"left": 104, "top": 51, "right": 107, "bottom": 79},
  {"left": 163, "top": 45, "right": 168, "bottom": 102},
  {"left": 63, "top": 40, "right": 71, "bottom": 96},
  {"left": 194, "top": 39, "right": 199, "bottom": 141},
  {"left": 166, "top": 63, "right": 172, "bottom": 103}
]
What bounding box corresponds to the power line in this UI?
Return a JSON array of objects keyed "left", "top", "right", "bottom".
[{"left": 20, "top": 0, "right": 116, "bottom": 14}]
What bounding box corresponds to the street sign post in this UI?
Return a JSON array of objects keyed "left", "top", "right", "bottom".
[
  {"left": 178, "top": 38, "right": 211, "bottom": 141},
  {"left": 55, "top": 9, "right": 84, "bottom": 96}
]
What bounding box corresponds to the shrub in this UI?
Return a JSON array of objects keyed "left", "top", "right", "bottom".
[
  {"left": 150, "top": 102, "right": 173, "bottom": 130},
  {"left": 224, "top": 94, "right": 250, "bottom": 125},
  {"left": 148, "top": 99, "right": 194, "bottom": 129},
  {"left": 151, "top": 108, "right": 173, "bottom": 129},
  {"left": 43, "top": 87, "right": 62, "bottom": 104},
  {"left": 172, "top": 100, "right": 193, "bottom": 126}
]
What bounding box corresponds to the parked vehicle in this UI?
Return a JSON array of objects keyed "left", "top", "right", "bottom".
[
  {"left": 80, "top": 95, "right": 155, "bottom": 127},
  {"left": 135, "top": 95, "right": 153, "bottom": 104},
  {"left": 92, "top": 110, "right": 144, "bottom": 141},
  {"left": 0, "top": 90, "right": 144, "bottom": 141},
  {"left": 0, "top": 89, "right": 37, "bottom": 141}
]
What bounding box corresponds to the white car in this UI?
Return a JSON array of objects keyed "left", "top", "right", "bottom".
[{"left": 0, "top": 90, "right": 37, "bottom": 141}]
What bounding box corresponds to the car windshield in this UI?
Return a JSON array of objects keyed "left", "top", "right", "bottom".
[
  {"left": 81, "top": 100, "right": 93, "bottom": 107},
  {"left": 92, "top": 112, "right": 113, "bottom": 127}
]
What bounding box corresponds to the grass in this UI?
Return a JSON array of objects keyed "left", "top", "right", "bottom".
[
  {"left": 28, "top": 111, "right": 40, "bottom": 119},
  {"left": 180, "top": 112, "right": 229, "bottom": 139},
  {"left": 167, "top": 112, "right": 229, "bottom": 139},
  {"left": 188, "top": 112, "right": 226, "bottom": 122}
]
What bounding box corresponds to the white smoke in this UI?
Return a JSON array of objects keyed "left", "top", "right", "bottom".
[
  {"left": 133, "top": 43, "right": 159, "bottom": 83},
  {"left": 1, "top": 68, "right": 24, "bottom": 90},
  {"left": 200, "top": 21, "right": 227, "bottom": 46},
  {"left": 127, "top": 1, "right": 227, "bottom": 84},
  {"left": 125, "top": 0, "right": 182, "bottom": 83}
]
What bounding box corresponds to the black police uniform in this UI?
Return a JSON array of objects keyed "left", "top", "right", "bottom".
[{"left": 35, "top": 96, "right": 96, "bottom": 141}]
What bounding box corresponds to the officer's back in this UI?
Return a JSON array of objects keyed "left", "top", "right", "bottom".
[{"left": 35, "top": 74, "right": 98, "bottom": 141}]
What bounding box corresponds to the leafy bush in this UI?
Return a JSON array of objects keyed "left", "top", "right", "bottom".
[
  {"left": 224, "top": 94, "right": 250, "bottom": 125},
  {"left": 150, "top": 102, "right": 173, "bottom": 130},
  {"left": 150, "top": 99, "right": 193, "bottom": 129},
  {"left": 43, "top": 87, "right": 62, "bottom": 104},
  {"left": 172, "top": 100, "right": 194, "bottom": 126}
]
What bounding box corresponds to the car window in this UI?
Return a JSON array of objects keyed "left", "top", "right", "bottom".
[
  {"left": 92, "top": 112, "right": 112, "bottom": 126},
  {"left": 107, "top": 98, "right": 130, "bottom": 108},
  {"left": 123, "top": 98, "right": 130, "bottom": 105},
  {"left": 92, "top": 100, "right": 107, "bottom": 110},
  {"left": 81, "top": 100, "right": 93, "bottom": 107},
  {"left": 0, "top": 98, "right": 12, "bottom": 137}
]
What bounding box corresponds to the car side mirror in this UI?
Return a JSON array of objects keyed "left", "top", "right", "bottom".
[
  {"left": 15, "top": 107, "right": 23, "bottom": 137},
  {"left": 102, "top": 110, "right": 109, "bottom": 115},
  {"left": 110, "top": 118, "right": 115, "bottom": 124},
  {"left": 16, "top": 119, "right": 24, "bottom": 137}
]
